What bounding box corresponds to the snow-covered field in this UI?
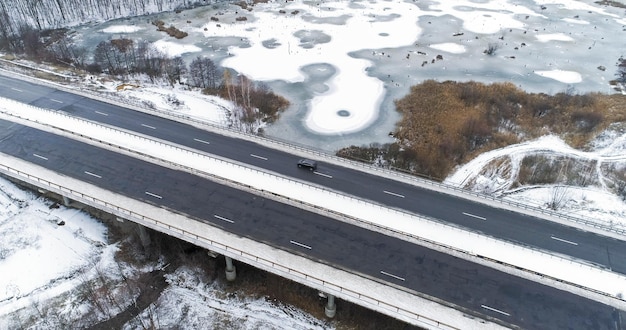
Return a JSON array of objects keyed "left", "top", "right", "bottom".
[{"left": 1, "top": 0, "right": 625, "bottom": 328}]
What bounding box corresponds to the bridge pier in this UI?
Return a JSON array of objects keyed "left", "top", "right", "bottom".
[
  {"left": 136, "top": 224, "right": 152, "bottom": 249},
  {"left": 225, "top": 256, "right": 237, "bottom": 281},
  {"left": 324, "top": 293, "right": 336, "bottom": 318},
  {"left": 62, "top": 195, "right": 72, "bottom": 207}
]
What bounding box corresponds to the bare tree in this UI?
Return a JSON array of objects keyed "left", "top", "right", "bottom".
[
  {"left": 164, "top": 56, "right": 186, "bottom": 86},
  {"left": 18, "top": 25, "right": 42, "bottom": 58},
  {"left": 94, "top": 40, "right": 117, "bottom": 74},
  {"left": 188, "top": 56, "right": 221, "bottom": 89},
  {"left": 240, "top": 74, "right": 252, "bottom": 110},
  {"left": 617, "top": 56, "right": 626, "bottom": 84},
  {"left": 223, "top": 68, "right": 235, "bottom": 103},
  {"left": 548, "top": 185, "right": 570, "bottom": 210}
]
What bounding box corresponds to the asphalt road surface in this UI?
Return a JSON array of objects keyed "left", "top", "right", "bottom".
[
  {"left": 1, "top": 75, "right": 625, "bottom": 277},
  {"left": 0, "top": 119, "right": 622, "bottom": 329}
]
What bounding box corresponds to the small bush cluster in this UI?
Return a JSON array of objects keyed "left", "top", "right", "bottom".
[
  {"left": 235, "top": 1, "right": 249, "bottom": 9},
  {"left": 152, "top": 20, "right": 188, "bottom": 39}
]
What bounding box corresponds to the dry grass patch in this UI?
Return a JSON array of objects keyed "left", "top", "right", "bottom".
[
  {"left": 152, "top": 20, "right": 188, "bottom": 39},
  {"left": 600, "top": 162, "right": 626, "bottom": 200},
  {"left": 338, "top": 80, "right": 626, "bottom": 180},
  {"left": 516, "top": 155, "right": 598, "bottom": 187}
]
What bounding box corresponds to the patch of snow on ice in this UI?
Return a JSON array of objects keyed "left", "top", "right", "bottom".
[
  {"left": 429, "top": 43, "right": 466, "bottom": 54},
  {"left": 152, "top": 40, "right": 202, "bottom": 57},
  {"left": 430, "top": 1, "right": 541, "bottom": 34},
  {"left": 101, "top": 25, "right": 143, "bottom": 33},
  {"left": 561, "top": 18, "right": 589, "bottom": 25},
  {"left": 534, "top": 69, "right": 582, "bottom": 83},
  {"left": 534, "top": 0, "right": 619, "bottom": 17},
  {"left": 199, "top": 0, "right": 422, "bottom": 134},
  {"left": 536, "top": 33, "right": 574, "bottom": 42}
]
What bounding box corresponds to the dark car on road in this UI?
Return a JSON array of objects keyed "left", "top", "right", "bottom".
[{"left": 297, "top": 159, "right": 317, "bottom": 171}]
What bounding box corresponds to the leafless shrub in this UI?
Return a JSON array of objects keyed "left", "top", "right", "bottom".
[
  {"left": 547, "top": 185, "right": 570, "bottom": 210},
  {"left": 484, "top": 43, "right": 499, "bottom": 56}
]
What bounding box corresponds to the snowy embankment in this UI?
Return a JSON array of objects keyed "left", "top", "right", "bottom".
[
  {"left": 445, "top": 135, "right": 626, "bottom": 227},
  {"left": 1, "top": 97, "right": 626, "bottom": 312}
]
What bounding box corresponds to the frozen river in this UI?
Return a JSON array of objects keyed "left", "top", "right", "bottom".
[{"left": 72, "top": 0, "right": 626, "bottom": 151}]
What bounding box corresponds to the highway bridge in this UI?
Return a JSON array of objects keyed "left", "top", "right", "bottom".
[{"left": 0, "top": 71, "right": 624, "bottom": 329}]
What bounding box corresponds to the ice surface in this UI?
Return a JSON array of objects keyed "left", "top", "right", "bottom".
[{"left": 71, "top": 0, "right": 624, "bottom": 150}]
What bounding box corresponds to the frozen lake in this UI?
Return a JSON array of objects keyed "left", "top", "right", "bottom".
[{"left": 72, "top": 0, "right": 626, "bottom": 151}]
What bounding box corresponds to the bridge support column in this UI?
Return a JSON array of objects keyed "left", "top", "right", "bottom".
[
  {"left": 324, "top": 293, "right": 336, "bottom": 318},
  {"left": 62, "top": 196, "right": 72, "bottom": 207},
  {"left": 225, "top": 256, "right": 237, "bottom": 281},
  {"left": 136, "top": 224, "right": 151, "bottom": 249}
]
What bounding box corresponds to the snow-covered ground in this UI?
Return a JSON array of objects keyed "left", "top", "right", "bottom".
[
  {"left": 446, "top": 134, "right": 626, "bottom": 224},
  {"left": 1, "top": 0, "right": 625, "bottom": 328}
]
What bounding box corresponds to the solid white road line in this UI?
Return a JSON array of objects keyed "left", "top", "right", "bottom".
[
  {"left": 32, "top": 153, "right": 48, "bottom": 160},
  {"left": 50, "top": 99, "right": 63, "bottom": 103},
  {"left": 250, "top": 154, "right": 268, "bottom": 160},
  {"left": 290, "top": 240, "right": 312, "bottom": 250},
  {"left": 380, "top": 270, "right": 405, "bottom": 281},
  {"left": 314, "top": 172, "right": 333, "bottom": 179},
  {"left": 193, "top": 138, "right": 211, "bottom": 145},
  {"left": 462, "top": 212, "right": 487, "bottom": 221},
  {"left": 481, "top": 304, "right": 510, "bottom": 316},
  {"left": 84, "top": 171, "right": 102, "bottom": 179},
  {"left": 383, "top": 190, "right": 405, "bottom": 198},
  {"left": 141, "top": 124, "right": 156, "bottom": 129},
  {"left": 214, "top": 214, "right": 234, "bottom": 223},
  {"left": 11, "top": 88, "right": 22, "bottom": 92},
  {"left": 551, "top": 235, "right": 579, "bottom": 246},
  {"left": 145, "top": 191, "right": 162, "bottom": 199},
  {"left": 95, "top": 111, "right": 109, "bottom": 116}
]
